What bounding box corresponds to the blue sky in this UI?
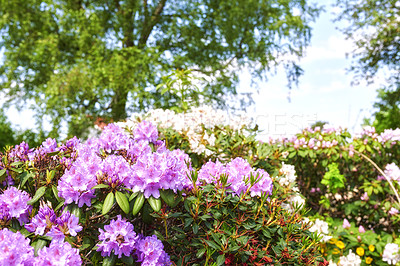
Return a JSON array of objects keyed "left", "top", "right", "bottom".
[
  {"left": 240, "top": 0, "right": 382, "bottom": 139},
  {"left": 5, "top": 0, "right": 382, "bottom": 138}
]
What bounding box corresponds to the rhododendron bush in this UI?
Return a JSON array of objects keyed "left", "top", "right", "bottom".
[
  {"left": 0, "top": 116, "right": 323, "bottom": 265},
  {"left": 4, "top": 104, "right": 400, "bottom": 265},
  {"left": 117, "top": 106, "right": 400, "bottom": 265}
]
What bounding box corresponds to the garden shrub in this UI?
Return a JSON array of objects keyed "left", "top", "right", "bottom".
[
  {"left": 0, "top": 118, "right": 323, "bottom": 265},
  {"left": 119, "top": 107, "right": 400, "bottom": 265}
]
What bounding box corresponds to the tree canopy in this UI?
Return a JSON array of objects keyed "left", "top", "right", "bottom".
[
  {"left": 0, "top": 0, "right": 321, "bottom": 138},
  {"left": 335, "top": 0, "right": 400, "bottom": 131},
  {"left": 335, "top": 0, "right": 400, "bottom": 84}
]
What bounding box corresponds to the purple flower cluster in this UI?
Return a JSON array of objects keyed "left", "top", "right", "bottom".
[
  {"left": 0, "top": 228, "right": 34, "bottom": 265},
  {"left": 129, "top": 149, "right": 192, "bottom": 198},
  {"left": 197, "top": 158, "right": 273, "bottom": 196},
  {"left": 0, "top": 228, "right": 82, "bottom": 265},
  {"left": 58, "top": 146, "right": 102, "bottom": 207},
  {"left": 0, "top": 186, "right": 31, "bottom": 225},
  {"left": 133, "top": 120, "right": 159, "bottom": 143},
  {"left": 27, "top": 138, "right": 59, "bottom": 161},
  {"left": 25, "top": 206, "right": 82, "bottom": 242},
  {"left": 97, "top": 216, "right": 171, "bottom": 265},
  {"left": 97, "top": 215, "right": 138, "bottom": 258},
  {"left": 58, "top": 121, "right": 192, "bottom": 206},
  {"left": 8, "top": 141, "right": 30, "bottom": 162},
  {"left": 136, "top": 235, "right": 171, "bottom": 266},
  {"left": 34, "top": 240, "right": 82, "bottom": 265}
]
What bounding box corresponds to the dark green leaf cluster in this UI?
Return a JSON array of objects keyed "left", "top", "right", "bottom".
[{"left": 162, "top": 180, "right": 322, "bottom": 265}]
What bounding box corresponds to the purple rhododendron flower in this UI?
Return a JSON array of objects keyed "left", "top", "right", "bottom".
[
  {"left": 225, "top": 158, "right": 253, "bottom": 195},
  {"left": 129, "top": 149, "right": 192, "bottom": 198},
  {"left": 249, "top": 169, "right": 273, "bottom": 197},
  {"left": 47, "top": 211, "right": 82, "bottom": 242},
  {"left": 25, "top": 205, "right": 57, "bottom": 236},
  {"left": 0, "top": 228, "right": 34, "bottom": 265},
  {"left": 98, "top": 123, "right": 135, "bottom": 152},
  {"left": 197, "top": 158, "right": 273, "bottom": 197},
  {"left": 133, "top": 121, "right": 158, "bottom": 143},
  {"left": 58, "top": 122, "right": 192, "bottom": 203},
  {"left": 136, "top": 235, "right": 172, "bottom": 266},
  {"left": 58, "top": 148, "right": 101, "bottom": 207},
  {"left": 197, "top": 160, "right": 226, "bottom": 184},
  {"left": 34, "top": 240, "right": 82, "bottom": 265},
  {"left": 8, "top": 141, "right": 30, "bottom": 162},
  {"left": 0, "top": 186, "right": 32, "bottom": 225},
  {"left": 97, "top": 215, "right": 138, "bottom": 258},
  {"left": 0, "top": 202, "right": 10, "bottom": 224},
  {"left": 101, "top": 155, "right": 133, "bottom": 187}
]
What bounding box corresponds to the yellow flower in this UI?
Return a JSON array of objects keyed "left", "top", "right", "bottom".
[
  {"left": 332, "top": 248, "right": 341, "bottom": 255},
  {"left": 336, "top": 241, "right": 345, "bottom": 249},
  {"left": 366, "top": 257, "right": 373, "bottom": 264},
  {"left": 369, "top": 245, "right": 375, "bottom": 252},
  {"left": 356, "top": 247, "right": 365, "bottom": 256},
  {"left": 329, "top": 238, "right": 338, "bottom": 244}
]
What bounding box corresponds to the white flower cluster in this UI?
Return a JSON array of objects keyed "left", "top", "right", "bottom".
[
  {"left": 281, "top": 193, "right": 305, "bottom": 212},
  {"left": 331, "top": 250, "right": 361, "bottom": 266},
  {"left": 278, "top": 163, "right": 297, "bottom": 187},
  {"left": 118, "top": 106, "right": 252, "bottom": 155},
  {"left": 384, "top": 163, "right": 400, "bottom": 182},
  {"left": 382, "top": 243, "right": 400, "bottom": 265},
  {"left": 303, "top": 218, "right": 332, "bottom": 243},
  {"left": 278, "top": 163, "right": 306, "bottom": 212}
]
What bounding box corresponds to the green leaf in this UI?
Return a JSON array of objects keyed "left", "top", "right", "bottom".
[
  {"left": 46, "top": 169, "right": 56, "bottom": 184},
  {"left": 28, "top": 186, "right": 47, "bottom": 205},
  {"left": 10, "top": 161, "right": 23, "bottom": 167},
  {"left": 54, "top": 200, "right": 65, "bottom": 211},
  {"left": 121, "top": 255, "right": 134, "bottom": 265},
  {"left": 47, "top": 151, "right": 60, "bottom": 156},
  {"left": 52, "top": 185, "right": 60, "bottom": 201},
  {"left": 204, "top": 240, "right": 220, "bottom": 251},
  {"left": 102, "top": 254, "right": 116, "bottom": 266},
  {"left": 132, "top": 193, "right": 145, "bottom": 215},
  {"left": 32, "top": 239, "right": 47, "bottom": 256},
  {"left": 196, "top": 248, "right": 206, "bottom": 258},
  {"left": 160, "top": 189, "right": 175, "bottom": 207},
  {"left": 115, "top": 191, "right": 130, "bottom": 214},
  {"left": 91, "top": 184, "right": 110, "bottom": 190},
  {"left": 148, "top": 196, "right": 162, "bottom": 212},
  {"left": 129, "top": 192, "right": 138, "bottom": 201},
  {"left": 20, "top": 172, "right": 33, "bottom": 188},
  {"left": 0, "top": 169, "right": 6, "bottom": 177},
  {"left": 102, "top": 192, "right": 114, "bottom": 215},
  {"left": 216, "top": 254, "right": 225, "bottom": 266}
]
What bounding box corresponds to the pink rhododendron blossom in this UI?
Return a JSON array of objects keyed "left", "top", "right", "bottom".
[
  {"left": 359, "top": 225, "right": 366, "bottom": 233},
  {"left": 361, "top": 192, "right": 369, "bottom": 201},
  {"left": 389, "top": 207, "right": 399, "bottom": 215},
  {"left": 343, "top": 218, "right": 351, "bottom": 229}
]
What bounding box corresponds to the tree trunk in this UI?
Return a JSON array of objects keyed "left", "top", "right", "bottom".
[{"left": 111, "top": 89, "right": 128, "bottom": 122}]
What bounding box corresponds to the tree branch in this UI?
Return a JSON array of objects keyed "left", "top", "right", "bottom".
[{"left": 138, "top": 0, "right": 167, "bottom": 48}]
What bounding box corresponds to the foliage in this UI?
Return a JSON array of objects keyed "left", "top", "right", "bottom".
[
  {"left": 0, "top": 0, "right": 321, "bottom": 139},
  {"left": 364, "top": 85, "right": 400, "bottom": 132},
  {"left": 0, "top": 120, "right": 323, "bottom": 265},
  {"left": 334, "top": 0, "right": 400, "bottom": 84},
  {"left": 0, "top": 110, "right": 16, "bottom": 149},
  {"left": 124, "top": 107, "right": 400, "bottom": 265},
  {"left": 164, "top": 179, "right": 321, "bottom": 265},
  {"left": 335, "top": 0, "right": 400, "bottom": 132}
]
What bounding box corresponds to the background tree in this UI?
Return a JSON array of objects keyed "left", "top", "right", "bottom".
[
  {"left": 335, "top": 0, "right": 400, "bottom": 131},
  {"left": 0, "top": 0, "right": 321, "bottom": 139}
]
